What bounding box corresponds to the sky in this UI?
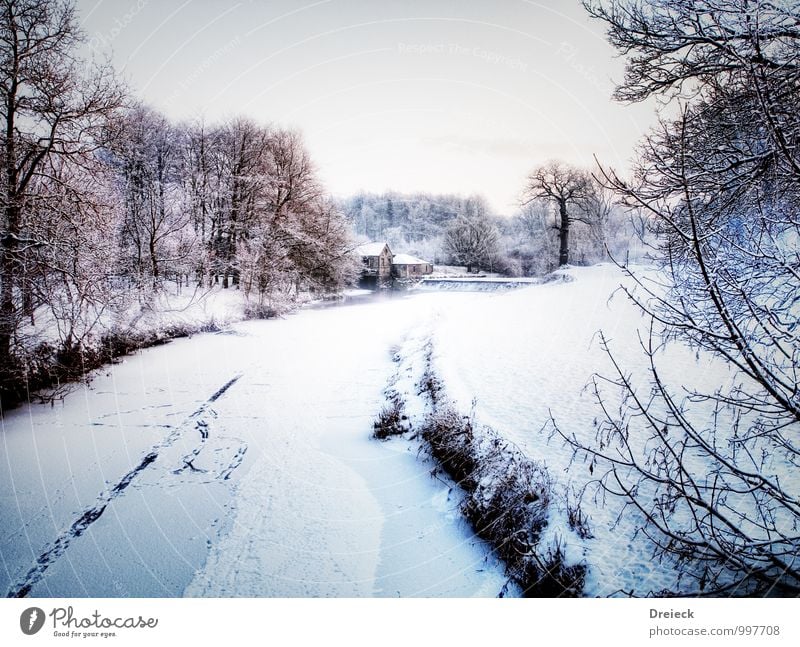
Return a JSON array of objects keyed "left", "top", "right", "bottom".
[{"left": 76, "top": 0, "right": 658, "bottom": 214}]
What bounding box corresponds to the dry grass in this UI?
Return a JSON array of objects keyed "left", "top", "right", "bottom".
[
  {"left": 372, "top": 397, "right": 407, "bottom": 440},
  {"left": 419, "top": 400, "right": 586, "bottom": 597},
  {"left": 371, "top": 340, "right": 587, "bottom": 597}
]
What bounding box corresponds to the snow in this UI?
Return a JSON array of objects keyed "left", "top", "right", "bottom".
[
  {"left": 417, "top": 277, "right": 540, "bottom": 291},
  {"left": 354, "top": 242, "right": 389, "bottom": 257},
  {"left": 429, "top": 263, "right": 733, "bottom": 595},
  {"left": 391, "top": 253, "right": 429, "bottom": 265},
  {"left": 429, "top": 265, "right": 504, "bottom": 278},
  {"left": 1, "top": 262, "right": 752, "bottom": 597},
  {"left": 19, "top": 282, "right": 248, "bottom": 351},
  {"left": 423, "top": 276, "right": 539, "bottom": 283},
  {"left": 1, "top": 290, "right": 510, "bottom": 597},
  {"left": 122, "top": 284, "right": 246, "bottom": 332},
  {"left": 341, "top": 288, "right": 373, "bottom": 297}
]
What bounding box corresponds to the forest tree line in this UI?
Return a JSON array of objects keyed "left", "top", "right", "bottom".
[
  {"left": 1, "top": 0, "right": 644, "bottom": 410},
  {"left": 0, "top": 0, "right": 357, "bottom": 407},
  {"left": 341, "top": 169, "right": 643, "bottom": 276}
]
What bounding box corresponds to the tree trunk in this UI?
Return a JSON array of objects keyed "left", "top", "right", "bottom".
[
  {"left": 22, "top": 265, "right": 33, "bottom": 324},
  {"left": 558, "top": 198, "right": 570, "bottom": 266},
  {"left": 0, "top": 221, "right": 19, "bottom": 402},
  {"left": 149, "top": 235, "right": 159, "bottom": 288},
  {"left": 0, "top": 238, "right": 15, "bottom": 363},
  {"left": 1, "top": 132, "right": 19, "bottom": 391}
]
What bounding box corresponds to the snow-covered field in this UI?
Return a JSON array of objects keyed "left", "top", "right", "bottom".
[
  {"left": 427, "top": 263, "right": 739, "bottom": 595},
  {"left": 1, "top": 289, "right": 509, "bottom": 597},
  {"left": 1, "top": 264, "right": 733, "bottom": 597}
]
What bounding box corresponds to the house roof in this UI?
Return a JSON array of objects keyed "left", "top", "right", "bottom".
[
  {"left": 355, "top": 242, "right": 389, "bottom": 257},
  {"left": 392, "top": 253, "right": 430, "bottom": 265}
]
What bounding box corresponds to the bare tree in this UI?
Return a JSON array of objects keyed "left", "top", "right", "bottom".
[
  {"left": 253, "top": 128, "right": 356, "bottom": 297},
  {"left": 179, "top": 119, "right": 221, "bottom": 286},
  {"left": 26, "top": 155, "right": 120, "bottom": 358},
  {"left": 443, "top": 214, "right": 500, "bottom": 273},
  {"left": 579, "top": 179, "right": 613, "bottom": 254},
  {"left": 146, "top": 116, "right": 356, "bottom": 301},
  {"left": 265, "top": 128, "right": 323, "bottom": 221},
  {"left": 523, "top": 161, "right": 591, "bottom": 266},
  {"left": 555, "top": 0, "right": 800, "bottom": 595},
  {"left": 107, "top": 105, "right": 192, "bottom": 289},
  {"left": 509, "top": 203, "right": 559, "bottom": 275},
  {"left": 0, "top": 0, "right": 123, "bottom": 405}
]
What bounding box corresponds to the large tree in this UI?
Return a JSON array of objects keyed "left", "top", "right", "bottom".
[
  {"left": 0, "top": 0, "right": 123, "bottom": 403},
  {"left": 523, "top": 161, "right": 591, "bottom": 266},
  {"left": 443, "top": 213, "right": 500, "bottom": 273},
  {"left": 255, "top": 128, "right": 356, "bottom": 296},
  {"left": 559, "top": 0, "right": 800, "bottom": 595}
]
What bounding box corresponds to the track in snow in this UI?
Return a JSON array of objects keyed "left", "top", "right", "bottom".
[{"left": 6, "top": 374, "right": 242, "bottom": 598}]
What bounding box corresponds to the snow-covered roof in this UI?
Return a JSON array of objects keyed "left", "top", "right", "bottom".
[
  {"left": 355, "top": 242, "right": 389, "bottom": 257},
  {"left": 392, "top": 253, "right": 430, "bottom": 265}
]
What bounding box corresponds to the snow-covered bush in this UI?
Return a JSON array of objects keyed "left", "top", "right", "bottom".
[
  {"left": 419, "top": 400, "right": 586, "bottom": 596},
  {"left": 411, "top": 351, "right": 586, "bottom": 596},
  {"left": 372, "top": 398, "right": 407, "bottom": 440}
]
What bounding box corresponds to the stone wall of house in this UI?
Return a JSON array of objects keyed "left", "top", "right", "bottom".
[
  {"left": 378, "top": 248, "right": 393, "bottom": 280},
  {"left": 393, "top": 263, "right": 433, "bottom": 279}
]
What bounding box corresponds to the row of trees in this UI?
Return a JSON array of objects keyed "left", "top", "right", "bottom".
[
  {"left": 444, "top": 161, "right": 639, "bottom": 275},
  {"left": 107, "top": 108, "right": 355, "bottom": 295},
  {"left": 0, "top": 0, "right": 356, "bottom": 407},
  {"left": 340, "top": 192, "right": 495, "bottom": 264},
  {"left": 343, "top": 191, "right": 493, "bottom": 243},
  {"left": 343, "top": 177, "right": 638, "bottom": 277}
]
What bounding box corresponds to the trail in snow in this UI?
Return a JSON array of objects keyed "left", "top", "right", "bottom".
[
  {"left": 6, "top": 375, "right": 243, "bottom": 598},
  {"left": 185, "top": 296, "right": 510, "bottom": 597},
  {"left": 1, "top": 291, "right": 510, "bottom": 597}
]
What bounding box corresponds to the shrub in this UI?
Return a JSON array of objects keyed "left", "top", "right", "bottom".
[
  {"left": 243, "top": 302, "right": 284, "bottom": 320},
  {"left": 372, "top": 398, "right": 407, "bottom": 440},
  {"left": 418, "top": 403, "right": 585, "bottom": 597},
  {"left": 420, "top": 406, "right": 479, "bottom": 489}
]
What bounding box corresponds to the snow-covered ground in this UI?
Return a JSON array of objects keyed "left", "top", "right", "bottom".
[
  {"left": 19, "top": 281, "right": 248, "bottom": 354},
  {"left": 428, "top": 263, "right": 734, "bottom": 595},
  {"left": 417, "top": 277, "right": 541, "bottom": 292},
  {"left": 2, "top": 263, "right": 737, "bottom": 597},
  {"left": 1, "top": 290, "right": 510, "bottom": 597}
]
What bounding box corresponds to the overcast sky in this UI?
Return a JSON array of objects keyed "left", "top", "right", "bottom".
[{"left": 76, "top": 0, "right": 657, "bottom": 214}]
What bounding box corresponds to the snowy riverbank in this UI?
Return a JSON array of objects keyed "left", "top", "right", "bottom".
[
  {"left": 2, "top": 264, "right": 728, "bottom": 597},
  {"left": 1, "top": 290, "right": 510, "bottom": 597}
]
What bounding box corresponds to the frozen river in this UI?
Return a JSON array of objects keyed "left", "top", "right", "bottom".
[
  {"left": 1, "top": 290, "right": 510, "bottom": 598},
  {"left": 3, "top": 264, "right": 719, "bottom": 598}
]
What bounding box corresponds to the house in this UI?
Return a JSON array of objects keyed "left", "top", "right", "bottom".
[
  {"left": 391, "top": 253, "right": 434, "bottom": 279},
  {"left": 355, "top": 242, "right": 435, "bottom": 285},
  {"left": 355, "top": 241, "right": 393, "bottom": 284}
]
